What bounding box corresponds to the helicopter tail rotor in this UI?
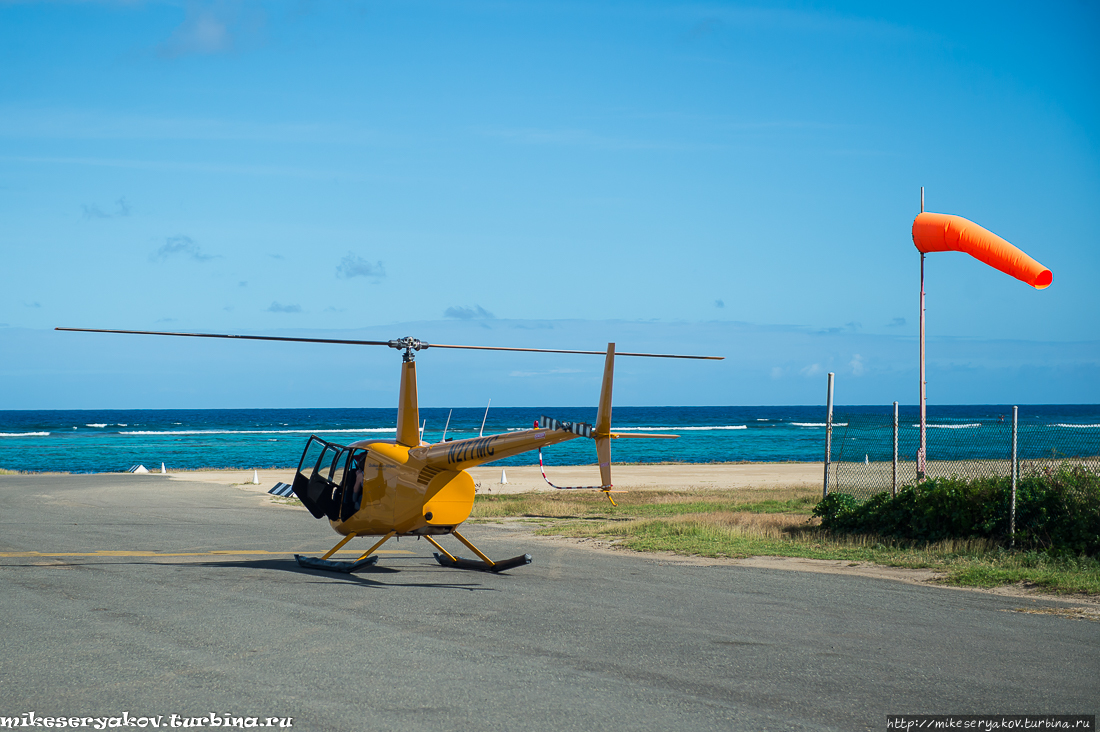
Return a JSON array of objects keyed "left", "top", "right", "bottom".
[
  {"left": 537, "top": 344, "right": 621, "bottom": 503},
  {"left": 537, "top": 342, "right": 683, "bottom": 505}
]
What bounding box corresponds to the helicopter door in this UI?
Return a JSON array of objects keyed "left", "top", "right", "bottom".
[
  {"left": 326, "top": 446, "right": 352, "bottom": 522},
  {"left": 292, "top": 436, "right": 349, "bottom": 520}
]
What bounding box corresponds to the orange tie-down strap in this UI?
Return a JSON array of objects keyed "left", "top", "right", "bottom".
[{"left": 538, "top": 447, "right": 622, "bottom": 506}]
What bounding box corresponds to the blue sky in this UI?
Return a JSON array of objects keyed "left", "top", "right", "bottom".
[{"left": 1, "top": 1, "right": 1097, "bottom": 409}]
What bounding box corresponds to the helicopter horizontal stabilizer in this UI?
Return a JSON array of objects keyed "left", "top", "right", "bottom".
[
  {"left": 538, "top": 417, "right": 677, "bottom": 440},
  {"left": 433, "top": 553, "right": 532, "bottom": 573},
  {"left": 539, "top": 416, "right": 594, "bottom": 438},
  {"left": 268, "top": 482, "right": 294, "bottom": 497},
  {"left": 294, "top": 554, "right": 379, "bottom": 573}
]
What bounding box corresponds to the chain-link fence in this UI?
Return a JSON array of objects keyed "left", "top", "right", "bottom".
[{"left": 826, "top": 407, "right": 1100, "bottom": 500}]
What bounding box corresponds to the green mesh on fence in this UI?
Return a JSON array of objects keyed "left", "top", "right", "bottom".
[{"left": 827, "top": 413, "right": 1100, "bottom": 501}]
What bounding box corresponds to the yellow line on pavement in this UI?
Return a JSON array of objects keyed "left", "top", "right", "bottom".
[{"left": 0, "top": 549, "right": 414, "bottom": 558}]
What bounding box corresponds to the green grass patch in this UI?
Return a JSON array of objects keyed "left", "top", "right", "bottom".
[
  {"left": 816, "top": 468, "right": 1100, "bottom": 555},
  {"left": 474, "top": 488, "right": 1100, "bottom": 596},
  {"left": 270, "top": 495, "right": 303, "bottom": 507}
]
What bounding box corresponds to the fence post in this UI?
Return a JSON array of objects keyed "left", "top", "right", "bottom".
[
  {"left": 1011, "top": 405, "right": 1018, "bottom": 548},
  {"left": 892, "top": 401, "right": 899, "bottom": 498},
  {"left": 824, "top": 372, "right": 834, "bottom": 499}
]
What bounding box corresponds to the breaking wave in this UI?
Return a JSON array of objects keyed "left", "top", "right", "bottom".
[
  {"left": 612, "top": 425, "right": 748, "bottom": 431},
  {"left": 121, "top": 428, "right": 397, "bottom": 436},
  {"left": 914, "top": 423, "right": 981, "bottom": 429}
]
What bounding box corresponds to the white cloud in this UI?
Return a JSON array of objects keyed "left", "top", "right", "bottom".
[
  {"left": 445, "top": 305, "right": 495, "bottom": 320},
  {"left": 82, "top": 204, "right": 110, "bottom": 220},
  {"left": 156, "top": 1, "right": 266, "bottom": 59},
  {"left": 152, "top": 235, "right": 216, "bottom": 262},
  {"left": 336, "top": 253, "right": 385, "bottom": 280},
  {"left": 83, "top": 197, "right": 131, "bottom": 220}
]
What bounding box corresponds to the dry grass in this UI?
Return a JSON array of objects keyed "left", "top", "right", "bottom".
[
  {"left": 618, "top": 510, "right": 816, "bottom": 539},
  {"left": 470, "top": 486, "right": 819, "bottom": 521}
]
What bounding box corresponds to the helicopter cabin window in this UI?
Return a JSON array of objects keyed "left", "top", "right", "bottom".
[
  {"left": 296, "top": 437, "right": 327, "bottom": 482},
  {"left": 330, "top": 450, "right": 348, "bottom": 493}
]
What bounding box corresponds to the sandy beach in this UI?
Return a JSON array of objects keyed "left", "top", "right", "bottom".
[{"left": 164, "top": 462, "right": 825, "bottom": 494}]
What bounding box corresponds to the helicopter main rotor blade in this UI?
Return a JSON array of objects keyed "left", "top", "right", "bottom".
[
  {"left": 425, "top": 343, "right": 723, "bottom": 360},
  {"left": 55, "top": 328, "right": 394, "bottom": 347},
  {"left": 55, "top": 328, "right": 724, "bottom": 360}
]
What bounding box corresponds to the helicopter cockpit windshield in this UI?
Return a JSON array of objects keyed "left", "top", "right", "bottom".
[{"left": 292, "top": 436, "right": 364, "bottom": 522}]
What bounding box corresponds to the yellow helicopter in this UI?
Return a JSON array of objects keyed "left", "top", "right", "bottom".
[{"left": 56, "top": 328, "right": 722, "bottom": 573}]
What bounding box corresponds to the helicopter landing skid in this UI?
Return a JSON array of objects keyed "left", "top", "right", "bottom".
[
  {"left": 424, "top": 530, "right": 532, "bottom": 573},
  {"left": 432, "top": 552, "right": 532, "bottom": 573},
  {"left": 294, "top": 554, "right": 379, "bottom": 573}
]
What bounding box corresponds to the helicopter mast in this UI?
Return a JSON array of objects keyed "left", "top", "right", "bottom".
[{"left": 395, "top": 360, "right": 421, "bottom": 447}]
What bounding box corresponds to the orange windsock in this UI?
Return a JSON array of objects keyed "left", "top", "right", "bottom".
[{"left": 912, "top": 212, "right": 1051, "bottom": 289}]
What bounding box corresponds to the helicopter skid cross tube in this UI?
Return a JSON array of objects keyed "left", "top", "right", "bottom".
[
  {"left": 453, "top": 528, "right": 497, "bottom": 566},
  {"left": 356, "top": 531, "right": 398, "bottom": 563},
  {"left": 320, "top": 532, "right": 357, "bottom": 560}
]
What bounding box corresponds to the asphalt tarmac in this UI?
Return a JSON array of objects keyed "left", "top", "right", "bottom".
[{"left": 1, "top": 474, "right": 1096, "bottom": 731}]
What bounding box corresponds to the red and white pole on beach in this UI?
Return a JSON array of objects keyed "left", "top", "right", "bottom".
[{"left": 911, "top": 188, "right": 1052, "bottom": 481}]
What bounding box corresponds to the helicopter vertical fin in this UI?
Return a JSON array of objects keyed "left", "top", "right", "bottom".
[
  {"left": 395, "top": 361, "right": 421, "bottom": 447},
  {"left": 594, "top": 343, "right": 614, "bottom": 488},
  {"left": 596, "top": 434, "right": 612, "bottom": 489}
]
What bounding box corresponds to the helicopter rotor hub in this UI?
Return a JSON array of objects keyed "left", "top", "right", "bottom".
[{"left": 388, "top": 336, "right": 429, "bottom": 362}]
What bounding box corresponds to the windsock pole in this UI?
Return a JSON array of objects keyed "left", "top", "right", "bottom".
[
  {"left": 911, "top": 187, "right": 1050, "bottom": 482},
  {"left": 918, "top": 187, "right": 927, "bottom": 480}
]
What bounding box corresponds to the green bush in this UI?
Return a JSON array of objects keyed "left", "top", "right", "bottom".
[{"left": 813, "top": 468, "right": 1100, "bottom": 555}]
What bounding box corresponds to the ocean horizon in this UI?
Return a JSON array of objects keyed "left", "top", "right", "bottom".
[{"left": 2, "top": 405, "right": 1099, "bottom": 474}]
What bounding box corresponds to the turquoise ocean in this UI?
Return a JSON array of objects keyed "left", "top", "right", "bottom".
[{"left": 2, "top": 405, "right": 1099, "bottom": 474}]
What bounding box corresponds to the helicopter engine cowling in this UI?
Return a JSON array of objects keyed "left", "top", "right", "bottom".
[{"left": 420, "top": 469, "right": 476, "bottom": 528}]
